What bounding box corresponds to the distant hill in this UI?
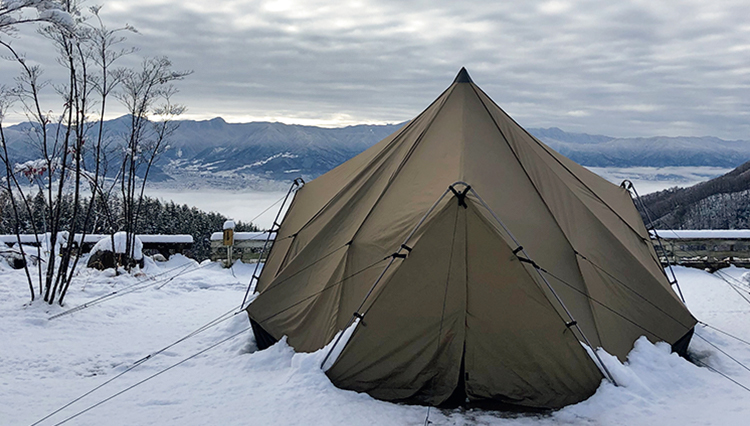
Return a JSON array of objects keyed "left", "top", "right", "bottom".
[
  {"left": 640, "top": 161, "right": 750, "bottom": 229},
  {"left": 4, "top": 118, "right": 750, "bottom": 189},
  {"left": 533, "top": 127, "right": 750, "bottom": 168}
]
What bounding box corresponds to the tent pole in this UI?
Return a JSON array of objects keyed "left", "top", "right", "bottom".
[
  {"left": 320, "top": 186, "right": 455, "bottom": 370},
  {"left": 466, "top": 187, "right": 619, "bottom": 386},
  {"left": 621, "top": 180, "right": 686, "bottom": 303},
  {"left": 240, "top": 177, "right": 304, "bottom": 310}
]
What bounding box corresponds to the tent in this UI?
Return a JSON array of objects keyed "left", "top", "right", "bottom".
[{"left": 246, "top": 68, "right": 696, "bottom": 409}]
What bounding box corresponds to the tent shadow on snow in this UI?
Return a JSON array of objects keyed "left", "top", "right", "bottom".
[{"left": 245, "top": 68, "right": 697, "bottom": 410}]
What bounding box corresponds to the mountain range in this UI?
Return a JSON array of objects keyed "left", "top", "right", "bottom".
[{"left": 4, "top": 116, "right": 750, "bottom": 190}]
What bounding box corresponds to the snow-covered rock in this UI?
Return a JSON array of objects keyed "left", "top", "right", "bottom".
[{"left": 90, "top": 232, "right": 144, "bottom": 260}]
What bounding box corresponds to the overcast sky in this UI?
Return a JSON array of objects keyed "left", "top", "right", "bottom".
[{"left": 3, "top": 0, "right": 750, "bottom": 139}]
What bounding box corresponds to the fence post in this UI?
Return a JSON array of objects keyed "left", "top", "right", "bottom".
[{"left": 223, "top": 220, "right": 235, "bottom": 267}]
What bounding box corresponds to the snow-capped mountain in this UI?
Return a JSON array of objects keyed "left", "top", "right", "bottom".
[
  {"left": 535, "top": 127, "right": 750, "bottom": 168},
  {"left": 4, "top": 117, "right": 750, "bottom": 189}
]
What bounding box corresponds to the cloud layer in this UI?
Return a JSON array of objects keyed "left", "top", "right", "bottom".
[{"left": 2, "top": 0, "right": 749, "bottom": 139}]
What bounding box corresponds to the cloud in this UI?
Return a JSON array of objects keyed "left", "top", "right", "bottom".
[{"left": 2, "top": 0, "right": 750, "bottom": 140}]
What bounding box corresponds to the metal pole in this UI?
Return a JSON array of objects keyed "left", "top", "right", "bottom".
[
  {"left": 621, "top": 180, "right": 686, "bottom": 303},
  {"left": 467, "top": 186, "right": 619, "bottom": 386},
  {"left": 240, "top": 178, "right": 304, "bottom": 310},
  {"left": 320, "top": 186, "right": 454, "bottom": 369}
]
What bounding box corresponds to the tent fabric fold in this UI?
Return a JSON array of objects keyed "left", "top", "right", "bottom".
[{"left": 246, "top": 67, "right": 697, "bottom": 409}]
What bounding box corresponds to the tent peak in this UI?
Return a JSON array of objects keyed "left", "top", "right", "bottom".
[{"left": 453, "top": 67, "right": 473, "bottom": 84}]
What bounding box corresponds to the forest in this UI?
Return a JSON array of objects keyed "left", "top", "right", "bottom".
[
  {"left": 639, "top": 161, "right": 750, "bottom": 229},
  {"left": 0, "top": 191, "right": 258, "bottom": 260}
]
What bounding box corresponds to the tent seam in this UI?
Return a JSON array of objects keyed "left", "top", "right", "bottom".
[
  {"left": 345, "top": 85, "right": 457, "bottom": 245},
  {"left": 467, "top": 84, "right": 604, "bottom": 348}
]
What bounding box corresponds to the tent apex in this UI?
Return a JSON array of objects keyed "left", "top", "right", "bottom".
[{"left": 453, "top": 67, "right": 473, "bottom": 84}]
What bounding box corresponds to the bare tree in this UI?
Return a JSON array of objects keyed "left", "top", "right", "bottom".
[
  {"left": 0, "top": 2, "right": 189, "bottom": 304},
  {"left": 115, "top": 57, "right": 190, "bottom": 271}
]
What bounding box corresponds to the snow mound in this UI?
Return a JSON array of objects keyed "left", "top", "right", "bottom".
[{"left": 90, "top": 232, "right": 144, "bottom": 260}]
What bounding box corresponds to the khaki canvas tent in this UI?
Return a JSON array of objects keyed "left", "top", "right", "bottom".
[{"left": 246, "top": 68, "right": 696, "bottom": 409}]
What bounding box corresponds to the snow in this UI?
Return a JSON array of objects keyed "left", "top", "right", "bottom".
[
  {"left": 90, "top": 232, "right": 144, "bottom": 260},
  {"left": 0, "top": 234, "right": 44, "bottom": 244},
  {"left": 1, "top": 259, "right": 750, "bottom": 425},
  {"left": 136, "top": 235, "right": 194, "bottom": 244},
  {"left": 37, "top": 7, "right": 74, "bottom": 28},
  {"left": 656, "top": 229, "right": 750, "bottom": 239},
  {"left": 210, "top": 231, "right": 275, "bottom": 242},
  {"left": 2, "top": 233, "right": 193, "bottom": 245},
  {"left": 223, "top": 220, "right": 236, "bottom": 230}
]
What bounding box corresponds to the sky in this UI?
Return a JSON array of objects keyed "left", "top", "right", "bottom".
[{"left": 2, "top": 0, "right": 750, "bottom": 139}]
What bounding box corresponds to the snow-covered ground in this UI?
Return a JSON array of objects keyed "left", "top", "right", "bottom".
[{"left": 2, "top": 256, "right": 750, "bottom": 425}]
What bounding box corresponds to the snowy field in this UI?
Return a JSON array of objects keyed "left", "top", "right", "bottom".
[{"left": 2, "top": 256, "right": 750, "bottom": 426}]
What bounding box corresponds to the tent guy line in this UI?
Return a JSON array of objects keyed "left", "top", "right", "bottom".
[
  {"left": 48, "top": 260, "right": 210, "bottom": 320},
  {"left": 46, "top": 326, "right": 252, "bottom": 426},
  {"left": 691, "top": 357, "right": 750, "bottom": 393},
  {"left": 242, "top": 178, "right": 304, "bottom": 308},
  {"left": 699, "top": 322, "right": 750, "bottom": 347},
  {"left": 636, "top": 200, "right": 750, "bottom": 307},
  {"left": 693, "top": 332, "right": 750, "bottom": 375},
  {"left": 573, "top": 251, "right": 694, "bottom": 329},
  {"left": 30, "top": 305, "right": 245, "bottom": 426}
]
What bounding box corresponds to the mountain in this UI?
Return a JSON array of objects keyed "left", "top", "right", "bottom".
[
  {"left": 639, "top": 161, "right": 750, "bottom": 229},
  {"left": 533, "top": 128, "right": 750, "bottom": 168},
  {"left": 4, "top": 118, "right": 750, "bottom": 190}
]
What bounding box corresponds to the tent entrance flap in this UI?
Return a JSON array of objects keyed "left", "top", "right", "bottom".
[
  {"left": 326, "top": 202, "right": 467, "bottom": 406},
  {"left": 326, "top": 200, "right": 605, "bottom": 408}
]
